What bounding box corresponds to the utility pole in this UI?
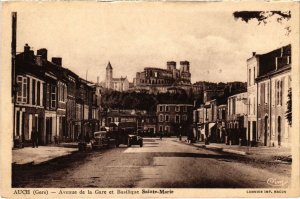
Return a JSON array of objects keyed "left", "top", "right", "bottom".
[{"left": 12, "top": 12, "right": 17, "bottom": 146}]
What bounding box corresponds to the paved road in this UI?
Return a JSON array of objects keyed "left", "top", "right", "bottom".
[{"left": 12, "top": 138, "right": 290, "bottom": 188}]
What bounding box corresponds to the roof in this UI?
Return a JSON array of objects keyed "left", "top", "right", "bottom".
[
  {"left": 256, "top": 64, "right": 291, "bottom": 82},
  {"left": 106, "top": 61, "right": 112, "bottom": 70},
  {"left": 258, "top": 44, "right": 291, "bottom": 77}
]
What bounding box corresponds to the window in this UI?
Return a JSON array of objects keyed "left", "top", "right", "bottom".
[
  {"left": 165, "top": 105, "right": 169, "bottom": 112},
  {"left": 58, "top": 82, "right": 66, "bottom": 102},
  {"left": 253, "top": 67, "right": 256, "bottom": 83},
  {"left": 159, "top": 114, "right": 164, "bottom": 122},
  {"left": 51, "top": 85, "right": 56, "bottom": 108},
  {"left": 159, "top": 126, "right": 163, "bottom": 132},
  {"left": 16, "top": 76, "right": 27, "bottom": 103},
  {"left": 37, "top": 81, "right": 40, "bottom": 106},
  {"left": 276, "top": 80, "right": 283, "bottom": 106},
  {"left": 175, "top": 106, "right": 180, "bottom": 112},
  {"left": 165, "top": 114, "right": 169, "bottom": 122},
  {"left": 280, "top": 80, "right": 283, "bottom": 105},
  {"left": 183, "top": 106, "right": 187, "bottom": 112},
  {"left": 175, "top": 115, "right": 180, "bottom": 123},
  {"left": 182, "top": 114, "right": 187, "bottom": 121},
  {"left": 265, "top": 82, "right": 269, "bottom": 104},
  {"left": 232, "top": 98, "right": 236, "bottom": 115},
  {"left": 32, "top": 79, "right": 36, "bottom": 105},
  {"left": 253, "top": 97, "right": 256, "bottom": 114},
  {"left": 248, "top": 99, "right": 251, "bottom": 114},
  {"left": 159, "top": 105, "right": 164, "bottom": 112},
  {"left": 258, "top": 84, "right": 260, "bottom": 105},
  {"left": 222, "top": 109, "right": 226, "bottom": 119},
  {"left": 165, "top": 126, "right": 170, "bottom": 133},
  {"left": 249, "top": 68, "right": 251, "bottom": 86},
  {"left": 261, "top": 83, "right": 265, "bottom": 104}
]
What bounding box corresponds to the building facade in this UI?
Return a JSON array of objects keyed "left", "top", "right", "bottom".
[
  {"left": 105, "top": 62, "right": 129, "bottom": 92},
  {"left": 156, "top": 104, "right": 193, "bottom": 136},
  {"left": 227, "top": 92, "right": 248, "bottom": 145},
  {"left": 246, "top": 53, "right": 258, "bottom": 146},
  {"left": 13, "top": 44, "right": 102, "bottom": 146},
  {"left": 134, "top": 61, "right": 192, "bottom": 94},
  {"left": 14, "top": 44, "right": 45, "bottom": 145},
  {"left": 256, "top": 44, "right": 291, "bottom": 147}
]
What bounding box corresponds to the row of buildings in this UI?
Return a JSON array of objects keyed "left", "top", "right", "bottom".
[
  {"left": 12, "top": 41, "right": 291, "bottom": 148},
  {"left": 193, "top": 44, "right": 292, "bottom": 147},
  {"left": 13, "top": 44, "right": 102, "bottom": 146},
  {"left": 101, "top": 103, "right": 194, "bottom": 137}
]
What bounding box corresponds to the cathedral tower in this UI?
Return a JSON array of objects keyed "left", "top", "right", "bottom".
[{"left": 106, "top": 61, "right": 113, "bottom": 89}]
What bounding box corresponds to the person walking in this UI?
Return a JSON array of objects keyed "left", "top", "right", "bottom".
[
  {"left": 31, "top": 127, "right": 39, "bottom": 148},
  {"left": 160, "top": 132, "right": 163, "bottom": 140}
]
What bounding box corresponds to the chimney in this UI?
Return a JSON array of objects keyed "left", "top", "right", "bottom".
[
  {"left": 52, "top": 57, "right": 62, "bottom": 66},
  {"left": 35, "top": 55, "right": 43, "bottom": 66},
  {"left": 37, "top": 48, "right": 48, "bottom": 61},
  {"left": 252, "top": 52, "right": 256, "bottom": 56},
  {"left": 23, "top": 44, "right": 34, "bottom": 62},
  {"left": 24, "top": 43, "right": 30, "bottom": 52}
]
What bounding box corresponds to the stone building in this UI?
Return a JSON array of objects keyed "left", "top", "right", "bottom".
[
  {"left": 156, "top": 103, "right": 193, "bottom": 136},
  {"left": 13, "top": 44, "right": 102, "bottom": 146},
  {"left": 134, "top": 61, "right": 191, "bottom": 94},
  {"left": 14, "top": 44, "right": 45, "bottom": 145},
  {"left": 256, "top": 44, "right": 291, "bottom": 147},
  {"left": 246, "top": 52, "right": 259, "bottom": 146},
  {"left": 227, "top": 92, "right": 248, "bottom": 145},
  {"left": 105, "top": 62, "right": 129, "bottom": 92},
  {"left": 104, "top": 109, "right": 157, "bottom": 134}
]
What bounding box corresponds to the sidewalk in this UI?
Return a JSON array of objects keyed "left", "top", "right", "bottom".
[
  {"left": 12, "top": 146, "right": 77, "bottom": 165},
  {"left": 175, "top": 138, "right": 292, "bottom": 164}
]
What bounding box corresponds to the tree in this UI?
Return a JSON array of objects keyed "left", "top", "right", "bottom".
[
  {"left": 233, "top": 11, "right": 291, "bottom": 35},
  {"left": 286, "top": 88, "right": 292, "bottom": 125}
]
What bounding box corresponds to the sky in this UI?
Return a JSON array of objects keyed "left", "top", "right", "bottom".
[{"left": 14, "top": 3, "right": 291, "bottom": 84}]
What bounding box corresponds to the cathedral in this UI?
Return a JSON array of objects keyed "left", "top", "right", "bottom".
[{"left": 105, "top": 62, "right": 129, "bottom": 92}]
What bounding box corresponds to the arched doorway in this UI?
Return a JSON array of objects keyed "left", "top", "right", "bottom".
[
  {"left": 278, "top": 116, "right": 281, "bottom": 147},
  {"left": 264, "top": 116, "right": 268, "bottom": 146}
]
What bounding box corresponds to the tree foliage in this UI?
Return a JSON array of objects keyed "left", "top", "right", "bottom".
[
  {"left": 233, "top": 11, "right": 291, "bottom": 35},
  {"left": 101, "top": 90, "right": 194, "bottom": 112},
  {"left": 233, "top": 11, "right": 291, "bottom": 24},
  {"left": 286, "top": 88, "right": 292, "bottom": 126}
]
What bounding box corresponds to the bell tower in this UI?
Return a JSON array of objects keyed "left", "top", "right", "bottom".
[{"left": 106, "top": 61, "right": 113, "bottom": 89}]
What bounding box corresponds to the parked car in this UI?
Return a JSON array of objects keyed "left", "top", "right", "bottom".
[{"left": 91, "top": 130, "right": 110, "bottom": 149}]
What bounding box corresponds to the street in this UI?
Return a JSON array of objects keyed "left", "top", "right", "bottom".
[{"left": 12, "top": 138, "right": 291, "bottom": 188}]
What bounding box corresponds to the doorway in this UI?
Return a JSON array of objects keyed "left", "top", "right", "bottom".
[
  {"left": 264, "top": 116, "right": 268, "bottom": 146},
  {"left": 278, "top": 116, "right": 281, "bottom": 147}
]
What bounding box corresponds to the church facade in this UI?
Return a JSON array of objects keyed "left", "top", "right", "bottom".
[{"left": 105, "top": 62, "right": 129, "bottom": 92}]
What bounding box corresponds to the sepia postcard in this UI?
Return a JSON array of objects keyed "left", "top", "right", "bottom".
[{"left": 0, "top": 1, "right": 299, "bottom": 198}]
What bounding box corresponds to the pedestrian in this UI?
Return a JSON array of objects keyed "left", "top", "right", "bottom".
[{"left": 31, "top": 127, "right": 39, "bottom": 148}]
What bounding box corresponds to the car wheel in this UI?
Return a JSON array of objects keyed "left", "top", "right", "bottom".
[{"left": 140, "top": 142, "right": 143, "bottom": 147}]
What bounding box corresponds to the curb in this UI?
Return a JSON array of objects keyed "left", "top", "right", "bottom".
[
  {"left": 12, "top": 150, "right": 78, "bottom": 166},
  {"left": 201, "top": 145, "right": 248, "bottom": 155},
  {"left": 174, "top": 140, "right": 248, "bottom": 156}
]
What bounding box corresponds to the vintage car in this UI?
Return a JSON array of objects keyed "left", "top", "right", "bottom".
[
  {"left": 90, "top": 130, "right": 110, "bottom": 149},
  {"left": 115, "top": 129, "right": 143, "bottom": 147},
  {"left": 128, "top": 134, "right": 143, "bottom": 147}
]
